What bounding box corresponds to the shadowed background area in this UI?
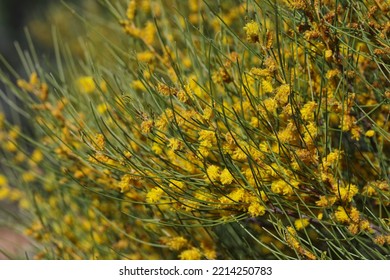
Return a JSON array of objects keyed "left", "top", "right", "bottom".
[
  {"left": 0, "top": 0, "right": 51, "bottom": 259},
  {"left": 0, "top": 0, "right": 112, "bottom": 259}
]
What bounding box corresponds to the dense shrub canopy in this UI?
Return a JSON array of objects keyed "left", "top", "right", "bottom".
[{"left": 0, "top": 0, "right": 389, "bottom": 259}]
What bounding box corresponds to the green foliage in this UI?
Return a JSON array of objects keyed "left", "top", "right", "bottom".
[{"left": 0, "top": 0, "right": 389, "bottom": 259}]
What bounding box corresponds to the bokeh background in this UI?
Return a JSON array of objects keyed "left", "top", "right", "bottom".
[
  {"left": 1, "top": 0, "right": 118, "bottom": 259},
  {"left": 1, "top": 0, "right": 63, "bottom": 259}
]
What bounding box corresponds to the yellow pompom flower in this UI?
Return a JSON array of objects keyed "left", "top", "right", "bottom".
[
  {"left": 31, "top": 149, "right": 43, "bottom": 163},
  {"left": 365, "top": 130, "right": 375, "bottom": 137},
  {"left": 118, "top": 174, "right": 132, "bottom": 193},
  {"left": 334, "top": 206, "right": 350, "bottom": 223},
  {"left": 315, "top": 195, "right": 337, "bottom": 207},
  {"left": 0, "top": 185, "right": 10, "bottom": 200},
  {"left": 248, "top": 201, "right": 266, "bottom": 217},
  {"left": 325, "top": 49, "right": 333, "bottom": 60},
  {"left": 141, "top": 120, "right": 154, "bottom": 134},
  {"left": 179, "top": 247, "right": 202, "bottom": 260},
  {"left": 151, "top": 143, "right": 163, "bottom": 155},
  {"left": 97, "top": 103, "right": 108, "bottom": 114},
  {"left": 76, "top": 76, "right": 95, "bottom": 94},
  {"left": 94, "top": 134, "right": 105, "bottom": 151},
  {"left": 206, "top": 165, "right": 220, "bottom": 182},
  {"left": 275, "top": 84, "right": 290, "bottom": 105},
  {"left": 161, "top": 236, "right": 188, "bottom": 251},
  {"left": 146, "top": 187, "right": 164, "bottom": 203},
  {"left": 300, "top": 101, "right": 317, "bottom": 121},
  {"left": 337, "top": 184, "right": 358, "bottom": 202},
  {"left": 243, "top": 21, "right": 260, "bottom": 43},
  {"left": 198, "top": 130, "right": 216, "bottom": 142},
  {"left": 142, "top": 21, "right": 156, "bottom": 45},
  {"left": 294, "top": 218, "right": 310, "bottom": 230},
  {"left": 0, "top": 174, "right": 8, "bottom": 186},
  {"left": 271, "top": 180, "right": 294, "bottom": 196},
  {"left": 220, "top": 168, "right": 234, "bottom": 185},
  {"left": 261, "top": 79, "right": 274, "bottom": 93},
  {"left": 168, "top": 138, "right": 183, "bottom": 152}
]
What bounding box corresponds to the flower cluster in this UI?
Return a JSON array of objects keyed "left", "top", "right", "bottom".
[{"left": 0, "top": 0, "right": 389, "bottom": 259}]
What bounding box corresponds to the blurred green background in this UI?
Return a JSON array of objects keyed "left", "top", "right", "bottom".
[
  {"left": 0, "top": 0, "right": 111, "bottom": 259},
  {"left": 0, "top": 0, "right": 54, "bottom": 259}
]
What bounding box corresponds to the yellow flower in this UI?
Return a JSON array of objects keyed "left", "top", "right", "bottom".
[
  {"left": 285, "top": 0, "right": 307, "bottom": 10},
  {"left": 220, "top": 168, "right": 234, "bottom": 185},
  {"left": 97, "top": 103, "right": 108, "bottom": 114},
  {"left": 294, "top": 218, "right": 310, "bottom": 230},
  {"left": 203, "top": 247, "right": 217, "bottom": 260},
  {"left": 31, "top": 149, "right": 43, "bottom": 163},
  {"left": 202, "top": 107, "right": 213, "bottom": 120},
  {"left": 161, "top": 236, "right": 188, "bottom": 251},
  {"left": 126, "top": 0, "right": 136, "bottom": 21},
  {"left": 4, "top": 141, "right": 17, "bottom": 152},
  {"left": 325, "top": 49, "right": 333, "bottom": 60},
  {"left": 168, "top": 138, "right": 183, "bottom": 152},
  {"left": 0, "top": 185, "right": 10, "bottom": 200},
  {"left": 223, "top": 188, "right": 246, "bottom": 203},
  {"left": 22, "top": 171, "right": 36, "bottom": 183},
  {"left": 189, "top": 0, "right": 200, "bottom": 12},
  {"left": 118, "top": 174, "right": 132, "bottom": 193},
  {"left": 142, "top": 21, "right": 156, "bottom": 45},
  {"left": 232, "top": 147, "right": 247, "bottom": 161},
  {"left": 374, "top": 235, "right": 386, "bottom": 246},
  {"left": 250, "top": 67, "right": 271, "bottom": 78},
  {"left": 77, "top": 76, "right": 95, "bottom": 94},
  {"left": 136, "top": 51, "right": 154, "bottom": 62},
  {"left": 334, "top": 206, "right": 350, "bottom": 223},
  {"left": 315, "top": 195, "right": 336, "bottom": 207},
  {"left": 350, "top": 125, "right": 361, "bottom": 141},
  {"left": 261, "top": 79, "right": 274, "bottom": 93},
  {"left": 262, "top": 98, "right": 278, "bottom": 115},
  {"left": 99, "top": 80, "right": 107, "bottom": 93},
  {"left": 94, "top": 134, "right": 105, "bottom": 151},
  {"left": 349, "top": 207, "right": 360, "bottom": 223},
  {"left": 146, "top": 187, "right": 164, "bottom": 203},
  {"left": 132, "top": 80, "right": 146, "bottom": 91},
  {"left": 275, "top": 84, "right": 290, "bottom": 105},
  {"left": 303, "top": 121, "right": 317, "bottom": 145},
  {"left": 264, "top": 57, "right": 278, "bottom": 72},
  {"left": 322, "top": 149, "right": 341, "bottom": 170},
  {"left": 365, "top": 130, "right": 375, "bottom": 137},
  {"left": 0, "top": 174, "right": 8, "bottom": 186},
  {"left": 151, "top": 143, "right": 163, "bottom": 155},
  {"left": 206, "top": 165, "right": 220, "bottom": 182},
  {"left": 326, "top": 69, "right": 340, "bottom": 79},
  {"left": 141, "top": 120, "right": 154, "bottom": 134},
  {"left": 277, "top": 122, "right": 296, "bottom": 143},
  {"left": 243, "top": 21, "right": 260, "bottom": 43},
  {"left": 348, "top": 223, "right": 359, "bottom": 235},
  {"left": 28, "top": 72, "right": 39, "bottom": 86},
  {"left": 169, "top": 180, "right": 185, "bottom": 191},
  {"left": 337, "top": 184, "right": 358, "bottom": 202},
  {"left": 198, "top": 140, "right": 212, "bottom": 157},
  {"left": 300, "top": 101, "right": 317, "bottom": 121},
  {"left": 271, "top": 180, "right": 294, "bottom": 196},
  {"left": 248, "top": 201, "right": 266, "bottom": 217},
  {"left": 157, "top": 83, "right": 176, "bottom": 96},
  {"left": 8, "top": 126, "right": 20, "bottom": 140},
  {"left": 179, "top": 247, "right": 202, "bottom": 260},
  {"left": 177, "top": 89, "right": 188, "bottom": 102},
  {"left": 362, "top": 182, "right": 377, "bottom": 196},
  {"left": 198, "top": 130, "right": 215, "bottom": 142}
]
